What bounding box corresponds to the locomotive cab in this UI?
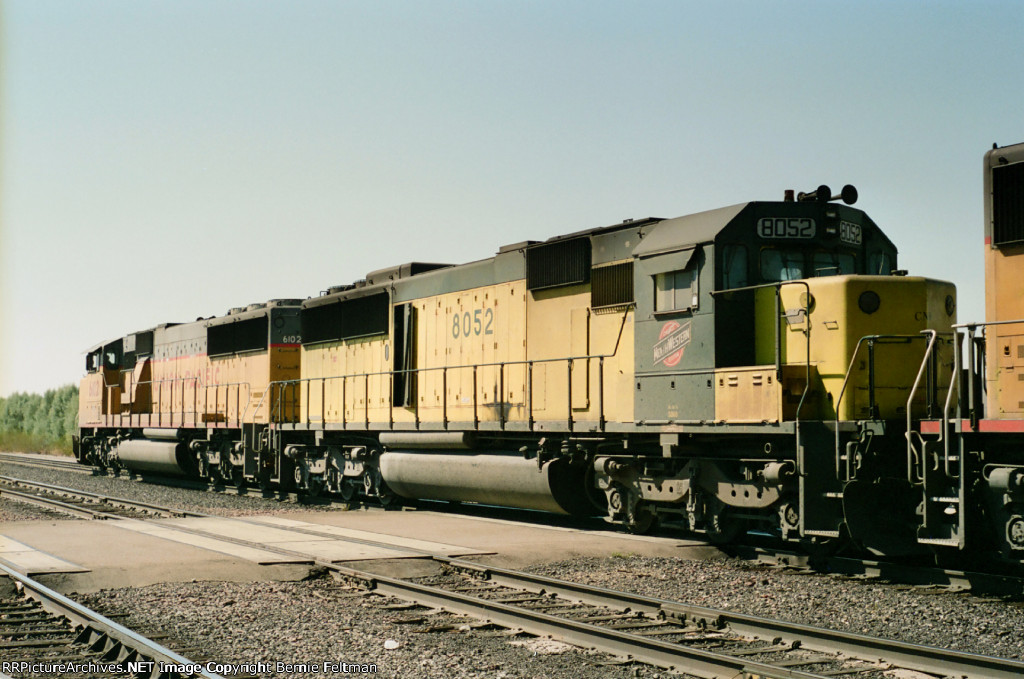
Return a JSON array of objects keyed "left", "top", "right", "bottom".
[{"left": 630, "top": 192, "right": 955, "bottom": 425}]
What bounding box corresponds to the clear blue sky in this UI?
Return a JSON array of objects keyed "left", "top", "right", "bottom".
[{"left": 1, "top": 0, "right": 1022, "bottom": 396}]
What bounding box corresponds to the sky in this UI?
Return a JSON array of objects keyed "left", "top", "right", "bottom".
[{"left": 1, "top": 0, "right": 1022, "bottom": 397}]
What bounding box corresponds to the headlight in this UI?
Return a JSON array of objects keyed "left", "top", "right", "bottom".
[{"left": 858, "top": 290, "right": 880, "bottom": 314}]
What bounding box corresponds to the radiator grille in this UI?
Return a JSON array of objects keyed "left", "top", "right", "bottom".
[
  {"left": 302, "top": 292, "right": 389, "bottom": 345},
  {"left": 526, "top": 238, "right": 591, "bottom": 291},
  {"left": 208, "top": 316, "right": 268, "bottom": 357},
  {"left": 591, "top": 262, "right": 634, "bottom": 308},
  {"left": 993, "top": 161, "right": 1024, "bottom": 246}
]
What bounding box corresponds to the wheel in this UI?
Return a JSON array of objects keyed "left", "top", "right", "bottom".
[
  {"left": 307, "top": 476, "right": 324, "bottom": 498},
  {"left": 627, "top": 501, "right": 656, "bottom": 535},
  {"left": 377, "top": 478, "right": 399, "bottom": 509},
  {"left": 705, "top": 506, "right": 743, "bottom": 544},
  {"left": 339, "top": 479, "right": 359, "bottom": 502}
]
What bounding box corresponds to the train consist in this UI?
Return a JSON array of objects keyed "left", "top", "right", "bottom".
[{"left": 75, "top": 143, "right": 1024, "bottom": 567}]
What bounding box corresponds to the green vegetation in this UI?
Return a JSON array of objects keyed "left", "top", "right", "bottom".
[{"left": 0, "top": 385, "right": 79, "bottom": 455}]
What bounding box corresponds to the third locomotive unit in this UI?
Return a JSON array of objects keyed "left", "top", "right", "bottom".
[{"left": 76, "top": 143, "right": 1024, "bottom": 568}]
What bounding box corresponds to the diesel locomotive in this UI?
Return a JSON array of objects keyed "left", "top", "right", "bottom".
[{"left": 74, "top": 144, "right": 1024, "bottom": 567}]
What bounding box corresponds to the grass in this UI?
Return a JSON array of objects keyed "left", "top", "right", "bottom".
[{"left": 0, "top": 431, "right": 75, "bottom": 456}]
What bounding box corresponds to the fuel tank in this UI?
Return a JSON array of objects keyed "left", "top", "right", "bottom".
[
  {"left": 113, "top": 439, "right": 195, "bottom": 476},
  {"left": 378, "top": 451, "right": 597, "bottom": 516}
]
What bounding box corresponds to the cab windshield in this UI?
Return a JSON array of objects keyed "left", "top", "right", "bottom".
[{"left": 760, "top": 248, "right": 855, "bottom": 282}]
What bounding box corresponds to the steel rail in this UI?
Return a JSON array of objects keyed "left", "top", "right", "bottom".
[
  {"left": 0, "top": 476, "right": 205, "bottom": 518},
  {"left": 1, "top": 563, "right": 224, "bottom": 679},
  {"left": 0, "top": 486, "right": 109, "bottom": 519},
  {"left": 0, "top": 452, "right": 89, "bottom": 473}
]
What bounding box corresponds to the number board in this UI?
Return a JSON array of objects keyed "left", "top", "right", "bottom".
[
  {"left": 839, "top": 220, "right": 862, "bottom": 245},
  {"left": 757, "top": 217, "right": 816, "bottom": 239}
]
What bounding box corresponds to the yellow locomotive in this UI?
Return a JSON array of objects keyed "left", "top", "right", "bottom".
[{"left": 82, "top": 171, "right": 1015, "bottom": 561}]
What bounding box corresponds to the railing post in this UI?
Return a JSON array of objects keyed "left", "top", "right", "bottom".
[
  {"left": 567, "top": 358, "right": 573, "bottom": 431},
  {"left": 341, "top": 376, "right": 346, "bottom": 427},
  {"left": 472, "top": 365, "right": 479, "bottom": 428},
  {"left": 389, "top": 372, "right": 394, "bottom": 429},
  {"left": 414, "top": 369, "right": 421, "bottom": 429},
  {"left": 442, "top": 368, "right": 448, "bottom": 429},
  {"left": 527, "top": 361, "right": 534, "bottom": 430},
  {"left": 471, "top": 368, "right": 479, "bottom": 428},
  {"left": 365, "top": 373, "right": 370, "bottom": 428},
  {"left": 867, "top": 339, "right": 878, "bottom": 419},
  {"left": 499, "top": 363, "right": 505, "bottom": 429},
  {"left": 598, "top": 357, "right": 605, "bottom": 431},
  {"left": 774, "top": 286, "right": 782, "bottom": 378}
]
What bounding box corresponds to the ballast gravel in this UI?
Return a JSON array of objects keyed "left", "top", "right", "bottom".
[
  {"left": 71, "top": 555, "right": 1024, "bottom": 679},
  {"left": 527, "top": 556, "right": 1024, "bottom": 661},
  {"left": 77, "top": 577, "right": 660, "bottom": 679},
  {"left": 0, "top": 495, "right": 79, "bottom": 522}
]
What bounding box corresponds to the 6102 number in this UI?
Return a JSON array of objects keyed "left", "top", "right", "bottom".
[{"left": 452, "top": 308, "right": 494, "bottom": 338}]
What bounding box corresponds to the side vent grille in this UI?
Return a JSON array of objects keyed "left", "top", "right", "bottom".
[
  {"left": 302, "top": 291, "right": 389, "bottom": 345},
  {"left": 208, "top": 316, "right": 269, "bottom": 357},
  {"left": 591, "top": 262, "right": 634, "bottom": 308},
  {"left": 993, "top": 162, "right": 1024, "bottom": 246},
  {"left": 526, "top": 238, "right": 591, "bottom": 291}
]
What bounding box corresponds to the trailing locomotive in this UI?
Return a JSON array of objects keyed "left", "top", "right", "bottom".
[{"left": 74, "top": 146, "right": 1024, "bottom": 567}]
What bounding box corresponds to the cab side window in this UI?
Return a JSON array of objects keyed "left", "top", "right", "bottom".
[
  {"left": 868, "top": 251, "right": 893, "bottom": 275},
  {"left": 721, "top": 245, "right": 748, "bottom": 289},
  {"left": 655, "top": 268, "right": 698, "bottom": 312}
]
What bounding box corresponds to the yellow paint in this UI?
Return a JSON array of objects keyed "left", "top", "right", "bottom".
[
  {"left": 985, "top": 243, "right": 1024, "bottom": 417},
  {"left": 527, "top": 283, "right": 635, "bottom": 427},
  {"left": 714, "top": 365, "right": 823, "bottom": 423},
  {"left": 299, "top": 276, "right": 637, "bottom": 428},
  {"left": 754, "top": 275, "right": 956, "bottom": 421}
]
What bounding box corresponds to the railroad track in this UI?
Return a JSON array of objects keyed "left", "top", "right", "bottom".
[
  {"left": 7, "top": 452, "right": 1024, "bottom": 599},
  {"left": 337, "top": 558, "right": 1024, "bottom": 679},
  {"left": 1, "top": 564, "right": 226, "bottom": 679},
  {"left": 0, "top": 476, "right": 204, "bottom": 520},
  {"left": 3, "top": 470, "right": 1024, "bottom": 677},
  {"left": 0, "top": 453, "right": 90, "bottom": 474}
]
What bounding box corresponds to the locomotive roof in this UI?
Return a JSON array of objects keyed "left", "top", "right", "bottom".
[{"left": 632, "top": 203, "right": 748, "bottom": 258}]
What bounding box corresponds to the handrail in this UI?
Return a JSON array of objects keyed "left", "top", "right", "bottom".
[
  {"left": 832, "top": 334, "right": 929, "bottom": 481},
  {"left": 100, "top": 374, "right": 255, "bottom": 430},
  {"left": 905, "top": 330, "right": 939, "bottom": 484},
  {"left": 712, "top": 280, "right": 812, "bottom": 423},
  {"left": 941, "top": 331, "right": 963, "bottom": 477},
  {"left": 271, "top": 352, "right": 609, "bottom": 430}
]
